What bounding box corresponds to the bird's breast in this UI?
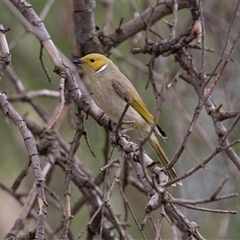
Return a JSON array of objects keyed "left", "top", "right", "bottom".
[{"left": 91, "top": 78, "right": 145, "bottom": 128}]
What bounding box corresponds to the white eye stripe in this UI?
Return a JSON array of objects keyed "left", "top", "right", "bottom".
[{"left": 95, "top": 64, "right": 107, "bottom": 73}]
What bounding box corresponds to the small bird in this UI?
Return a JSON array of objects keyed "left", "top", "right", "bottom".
[{"left": 72, "top": 53, "right": 179, "bottom": 183}]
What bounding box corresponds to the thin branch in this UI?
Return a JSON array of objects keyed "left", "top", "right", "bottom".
[
  {"left": 165, "top": 134, "right": 240, "bottom": 187},
  {"left": 220, "top": 0, "right": 240, "bottom": 59},
  {"left": 106, "top": 1, "right": 190, "bottom": 49},
  {"left": 7, "top": 90, "right": 60, "bottom": 101},
  {"left": 198, "top": 0, "right": 205, "bottom": 81},
  {"left": 0, "top": 24, "right": 11, "bottom": 80},
  {"left": 118, "top": 171, "right": 146, "bottom": 240},
  {"left": 44, "top": 75, "right": 66, "bottom": 132},
  {"left": 167, "top": 93, "right": 205, "bottom": 170},
  {"left": 11, "top": 160, "right": 30, "bottom": 192},
  {"left": 169, "top": 0, "right": 178, "bottom": 40},
  {"left": 176, "top": 203, "right": 237, "bottom": 214},
  {"left": 61, "top": 110, "right": 85, "bottom": 240},
  {"left": 76, "top": 203, "right": 103, "bottom": 240},
  {"left": 169, "top": 176, "right": 238, "bottom": 205},
  {"left": 39, "top": 43, "right": 52, "bottom": 82}
]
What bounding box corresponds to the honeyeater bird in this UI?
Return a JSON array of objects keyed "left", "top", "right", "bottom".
[{"left": 72, "top": 53, "right": 179, "bottom": 183}]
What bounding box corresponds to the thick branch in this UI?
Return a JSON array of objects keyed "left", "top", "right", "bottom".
[{"left": 103, "top": 0, "right": 190, "bottom": 49}]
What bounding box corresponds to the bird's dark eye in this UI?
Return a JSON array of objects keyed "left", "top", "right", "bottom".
[{"left": 90, "top": 58, "right": 95, "bottom": 63}]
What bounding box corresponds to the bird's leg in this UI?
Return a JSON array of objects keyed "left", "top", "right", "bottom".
[
  {"left": 111, "top": 120, "right": 135, "bottom": 145},
  {"left": 112, "top": 103, "right": 135, "bottom": 143},
  {"left": 120, "top": 120, "right": 135, "bottom": 134}
]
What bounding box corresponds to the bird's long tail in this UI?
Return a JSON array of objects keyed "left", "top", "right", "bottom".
[{"left": 148, "top": 133, "right": 181, "bottom": 185}]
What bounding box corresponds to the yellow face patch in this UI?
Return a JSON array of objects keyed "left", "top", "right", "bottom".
[{"left": 80, "top": 53, "right": 110, "bottom": 72}]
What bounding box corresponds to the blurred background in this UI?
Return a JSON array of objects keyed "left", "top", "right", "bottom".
[{"left": 0, "top": 0, "right": 240, "bottom": 239}]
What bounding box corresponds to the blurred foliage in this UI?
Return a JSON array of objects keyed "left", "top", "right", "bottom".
[{"left": 0, "top": 0, "right": 240, "bottom": 239}]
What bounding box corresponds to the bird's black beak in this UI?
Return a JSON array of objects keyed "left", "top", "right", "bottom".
[{"left": 72, "top": 59, "right": 82, "bottom": 65}]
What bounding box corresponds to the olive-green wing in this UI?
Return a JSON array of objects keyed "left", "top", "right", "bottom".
[
  {"left": 112, "top": 80, "right": 167, "bottom": 139},
  {"left": 112, "top": 80, "right": 154, "bottom": 125}
]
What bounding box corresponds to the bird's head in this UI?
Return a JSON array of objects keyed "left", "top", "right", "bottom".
[{"left": 72, "top": 53, "right": 112, "bottom": 76}]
